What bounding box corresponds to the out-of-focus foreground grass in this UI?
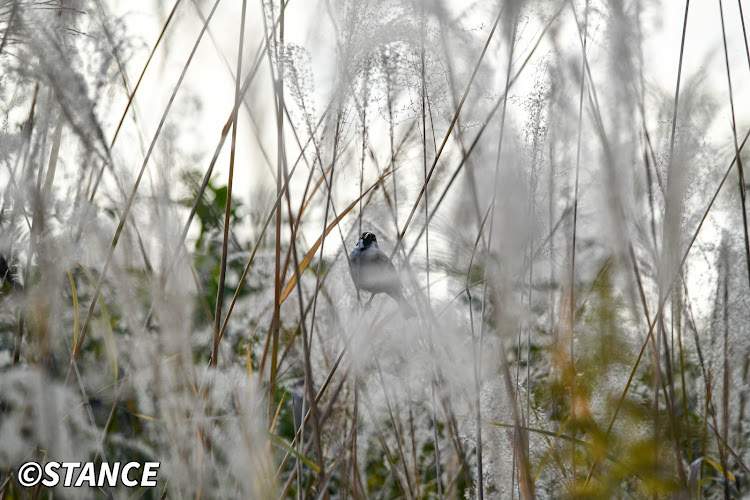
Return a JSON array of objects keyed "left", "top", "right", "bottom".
[{"left": 0, "top": 0, "right": 748, "bottom": 498}]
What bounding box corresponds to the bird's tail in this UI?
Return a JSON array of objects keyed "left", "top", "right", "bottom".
[
  {"left": 390, "top": 293, "right": 415, "bottom": 319},
  {"left": 400, "top": 300, "right": 415, "bottom": 319}
]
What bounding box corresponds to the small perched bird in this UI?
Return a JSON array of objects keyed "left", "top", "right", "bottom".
[{"left": 349, "top": 231, "right": 414, "bottom": 318}]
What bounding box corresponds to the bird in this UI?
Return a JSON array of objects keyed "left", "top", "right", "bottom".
[{"left": 349, "top": 231, "right": 415, "bottom": 318}]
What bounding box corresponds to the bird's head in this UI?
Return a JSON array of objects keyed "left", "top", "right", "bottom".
[{"left": 357, "top": 231, "right": 378, "bottom": 250}]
